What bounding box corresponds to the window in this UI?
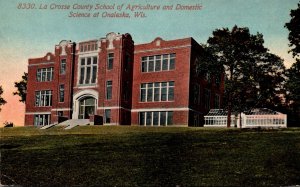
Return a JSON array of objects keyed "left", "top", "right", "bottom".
[
  {"left": 37, "top": 67, "right": 53, "bottom": 82},
  {"left": 205, "top": 72, "right": 211, "bottom": 83},
  {"left": 80, "top": 42, "right": 98, "bottom": 52},
  {"left": 60, "top": 59, "right": 66, "bottom": 74},
  {"left": 123, "top": 81, "right": 129, "bottom": 101},
  {"left": 139, "top": 111, "right": 173, "bottom": 126},
  {"left": 193, "top": 84, "right": 201, "bottom": 104},
  {"left": 194, "top": 114, "right": 200, "bottom": 126},
  {"left": 124, "top": 54, "right": 130, "bottom": 71},
  {"left": 58, "top": 111, "right": 63, "bottom": 117},
  {"left": 79, "top": 56, "right": 97, "bottom": 85},
  {"left": 141, "top": 53, "right": 175, "bottom": 72},
  {"left": 35, "top": 90, "right": 52, "bottom": 107},
  {"left": 204, "top": 89, "right": 211, "bottom": 110},
  {"left": 106, "top": 81, "right": 112, "bottom": 100},
  {"left": 34, "top": 114, "right": 50, "bottom": 126},
  {"left": 105, "top": 109, "right": 111, "bottom": 123},
  {"left": 107, "top": 53, "right": 114, "bottom": 70},
  {"left": 168, "top": 82, "right": 174, "bottom": 101},
  {"left": 140, "top": 81, "right": 174, "bottom": 102},
  {"left": 215, "top": 94, "right": 220, "bottom": 109},
  {"left": 215, "top": 74, "right": 221, "bottom": 86},
  {"left": 59, "top": 85, "right": 64, "bottom": 102}
]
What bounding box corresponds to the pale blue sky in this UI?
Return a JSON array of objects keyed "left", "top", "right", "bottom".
[
  {"left": 0, "top": 0, "right": 298, "bottom": 59},
  {"left": 0, "top": 0, "right": 299, "bottom": 125},
  {"left": 0, "top": 0, "right": 298, "bottom": 47}
]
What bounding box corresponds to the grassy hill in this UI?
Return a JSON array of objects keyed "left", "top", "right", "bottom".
[{"left": 1, "top": 126, "right": 300, "bottom": 186}]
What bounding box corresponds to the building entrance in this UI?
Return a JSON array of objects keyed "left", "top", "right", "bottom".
[{"left": 78, "top": 97, "right": 96, "bottom": 119}]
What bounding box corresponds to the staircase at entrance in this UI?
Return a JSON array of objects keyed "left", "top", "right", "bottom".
[{"left": 40, "top": 119, "right": 90, "bottom": 130}]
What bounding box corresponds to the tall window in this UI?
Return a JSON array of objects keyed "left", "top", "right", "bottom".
[
  {"left": 205, "top": 72, "right": 211, "bottom": 83},
  {"left": 79, "top": 56, "right": 97, "bottom": 85},
  {"left": 141, "top": 53, "right": 175, "bottom": 72},
  {"left": 105, "top": 109, "right": 111, "bottom": 123},
  {"left": 124, "top": 54, "right": 130, "bottom": 72},
  {"left": 139, "top": 111, "right": 173, "bottom": 126},
  {"left": 35, "top": 90, "right": 52, "bottom": 107},
  {"left": 215, "top": 74, "right": 221, "bottom": 86},
  {"left": 37, "top": 67, "right": 53, "bottom": 82},
  {"left": 59, "top": 84, "right": 64, "bottom": 102},
  {"left": 123, "top": 81, "right": 129, "bottom": 101},
  {"left": 215, "top": 94, "right": 220, "bottom": 109},
  {"left": 204, "top": 89, "right": 211, "bottom": 110},
  {"left": 106, "top": 81, "right": 112, "bottom": 100},
  {"left": 34, "top": 114, "right": 50, "bottom": 126},
  {"left": 140, "top": 81, "right": 174, "bottom": 102},
  {"left": 60, "top": 59, "right": 66, "bottom": 74},
  {"left": 107, "top": 53, "right": 114, "bottom": 70},
  {"left": 193, "top": 84, "right": 201, "bottom": 104}
]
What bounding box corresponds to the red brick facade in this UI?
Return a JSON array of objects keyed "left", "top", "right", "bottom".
[{"left": 25, "top": 32, "right": 224, "bottom": 127}]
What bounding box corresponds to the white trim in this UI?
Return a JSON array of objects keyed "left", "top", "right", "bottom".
[
  {"left": 78, "top": 51, "right": 98, "bottom": 57},
  {"left": 97, "top": 106, "right": 131, "bottom": 111},
  {"left": 120, "top": 107, "right": 131, "bottom": 112},
  {"left": 51, "top": 108, "right": 72, "bottom": 111},
  {"left": 98, "top": 106, "right": 120, "bottom": 110},
  {"left": 28, "top": 62, "right": 54, "bottom": 67},
  {"left": 57, "top": 40, "right": 72, "bottom": 56},
  {"left": 106, "top": 32, "right": 118, "bottom": 49},
  {"left": 134, "top": 45, "right": 191, "bottom": 54},
  {"left": 74, "top": 85, "right": 98, "bottom": 89},
  {"left": 96, "top": 107, "right": 200, "bottom": 113},
  {"left": 131, "top": 107, "right": 189, "bottom": 112},
  {"left": 73, "top": 89, "right": 99, "bottom": 99},
  {"left": 188, "top": 108, "right": 203, "bottom": 113},
  {"left": 156, "top": 40, "right": 161, "bottom": 46},
  {"left": 25, "top": 112, "right": 51, "bottom": 115}
]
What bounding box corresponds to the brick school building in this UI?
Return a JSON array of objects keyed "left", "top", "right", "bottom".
[{"left": 25, "top": 32, "right": 224, "bottom": 127}]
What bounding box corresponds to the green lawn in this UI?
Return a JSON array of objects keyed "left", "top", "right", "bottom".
[{"left": 1, "top": 126, "right": 300, "bottom": 186}]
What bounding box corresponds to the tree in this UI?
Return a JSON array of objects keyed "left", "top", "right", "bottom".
[
  {"left": 195, "top": 44, "right": 224, "bottom": 84},
  {"left": 203, "top": 26, "right": 285, "bottom": 127},
  {"left": 285, "top": 60, "right": 300, "bottom": 116},
  {"left": 0, "top": 85, "right": 7, "bottom": 111},
  {"left": 254, "top": 52, "right": 286, "bottom": 108},
  {"left": 285, "top": 2, "right": 300, "bottom": 58},
  {"left": 13, "top": 72, "right": 27, "bottom": 103},
  {"left": 285, "top": 2, "right": 300, "bottom": 126}
]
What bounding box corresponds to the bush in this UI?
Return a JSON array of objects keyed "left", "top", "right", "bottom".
[{"left": 3, "top": 121, "right": 14, "bottom": 128}]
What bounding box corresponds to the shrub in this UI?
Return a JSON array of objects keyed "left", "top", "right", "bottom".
[{"left": 3, "top": 121, "right": 14, "bottom": 128}]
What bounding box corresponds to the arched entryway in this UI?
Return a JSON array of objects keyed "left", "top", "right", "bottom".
[
  {"left": 72, "top": 89, "right": 99, "bottom": 120},
  {"left": 78, "top": 97, "right": 96, "bottom": 119}
]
